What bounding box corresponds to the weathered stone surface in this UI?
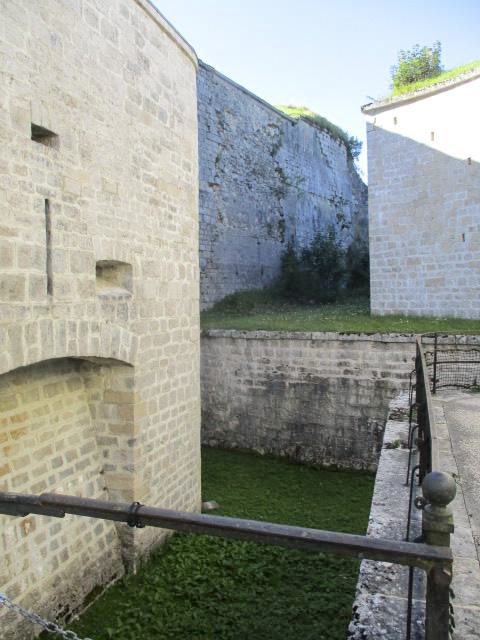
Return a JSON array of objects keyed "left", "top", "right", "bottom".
[
  {"left": 350, "top": 388, "right": 480, "bottom": 639},
  {"left": 348, "top": 391, "right": 425, "bottom": 639},
  {"left": 0, "top": 1, "right": 201, "bottom": 637},
  {"left": 197, "top": 62, "right": 368, "bottom": 309},
  {"left": 201, "top": 332, "right": 418, "bottom": 470},
  {"left": 201, "top": 332, "right": 480, "bottom": 471}
]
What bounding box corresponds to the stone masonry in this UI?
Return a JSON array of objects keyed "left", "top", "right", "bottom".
[
  {"left": 363, "top": 71, "right": 480, "bottom": 319},
  {"left": 0, "top": 1, "right": 201, "bottom": 637},
  {"left": 201, "top": 331, "right": 416, "bottom": 470},
  {"left": 201, "top": 331, "right": 480, "bottom": 471},
  {"left": 198, "top": 62, "right": 368, "bottom": 309}
]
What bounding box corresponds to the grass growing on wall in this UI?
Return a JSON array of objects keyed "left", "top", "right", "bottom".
[
  {"left": 66, "top": 448, "right": 374, "bottom": 640},
  {"left": 201, "top": 289, "right": 480, "bottom": 334},
  {"left": 391, "top": 59, "right": 480, "bottom": 96},
  {"left": 276, "top": 105, "right": 361, "bottom": 160}
]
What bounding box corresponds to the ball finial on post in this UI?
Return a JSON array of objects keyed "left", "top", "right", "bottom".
[{"left": 422, "top": 471, "right": 456, "bottom": 508}]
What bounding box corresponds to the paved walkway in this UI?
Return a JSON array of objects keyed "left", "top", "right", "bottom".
[
  {"left": 433, "top": 390, "right": 480, "bottom": 640},
  {"left": 349, "top": 390, "right": 480, "bottom": 639}
]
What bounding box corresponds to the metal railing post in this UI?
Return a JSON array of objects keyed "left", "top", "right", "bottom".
[
  {"left": 432, "top": 333, "right": 438, "bottom": 394},
  {"left": 416, "top": 359, "right": 428, "bottom": 481},
  {"left": 421, "top": 471, "right": 456, "bottom": 640}
]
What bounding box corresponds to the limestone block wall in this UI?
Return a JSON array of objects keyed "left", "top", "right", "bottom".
[
  {"left": 201, "top": 331, "right": 417, "bottom": 471},
  {"left": 198, "top": 62, "right": 368, "bottom": 309},
  {"left": 363, "top": 72, "right": 480, "bottom": 318},
  {"left": 0, "top": 1, "right": 200, "bottom": 636},
  {"left": 202, "top": 332, "right": 480, "bottom": 470},
  {"left": 0, "top": 360, "right": 124, "bottom": 638}
]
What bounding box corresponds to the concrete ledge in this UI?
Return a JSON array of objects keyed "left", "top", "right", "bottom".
[
  {"left": 348, "top": 391, "right": 425, "bottom": 639},
  {"left": 202, "top": 329, "right": 480, "bottom": 345}
]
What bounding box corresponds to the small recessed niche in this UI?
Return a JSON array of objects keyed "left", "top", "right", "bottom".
[
  {"left": 31, "top": 123, "right": 59, "bottom": 148},
  {"left": 96, "top": 260, "right": 132, "bottom": 298}
]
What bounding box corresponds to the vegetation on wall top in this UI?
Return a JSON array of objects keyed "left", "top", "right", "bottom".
[
  {"left": 276, "top": 105, "right": 362, "bottom": 160},
  {"left": 391, "top": 41, "right": 443, "bottom": 93},
  {"left": 392, "top": 59, "right": 480, "bottom": 96},
  {"left": 389, "top": 41, "right": 480, "bottom": 96}
]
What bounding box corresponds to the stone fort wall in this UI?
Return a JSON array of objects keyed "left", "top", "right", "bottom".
[
  {"left": 0, "top": 1, "right": 200, "bottom": 637},
  {"left": 198, "top": 62, "right": 368, "bottom": 309},
  {"left": 201, "top": 331, "right": 414, "bottom": 471},
  {"left": 201, "top": 331, "right": 480, "bottom": 470},
  {"left": 364, "top": 72, "right": 480, "bottom": 319}
]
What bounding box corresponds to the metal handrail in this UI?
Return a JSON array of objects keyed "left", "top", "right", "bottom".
[
  {"left": 415, "top": 335, "right": 441, "bottom": 476},
  {"left": 0, "top": 491, "right": 451, "bottom": 570},
  {"left": 0, "top": 485, "right": 455, "bottom": 640},
  {"left": 404, "top": 335, "right": 456, "bottom": 640},
  {"left": 0, "top": 335, "right": 458, "bottom": 639}
]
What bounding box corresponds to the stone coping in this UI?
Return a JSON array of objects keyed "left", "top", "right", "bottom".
[
  {"left": 202, "top": 329, "right": 480, "bottom": 345},
  {"left": 349, "top": 389, "right": 480, "bottom": 638},
  {"left": 135, "top": 0, "right": 198, "bottom": 67},
  {"left": 199, "top": 61, "right": 295, "bottom": 125}
]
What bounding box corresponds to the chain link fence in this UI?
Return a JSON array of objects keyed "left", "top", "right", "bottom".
[{"left": 0, "top": 592, "right": 94, "bottom": 640}]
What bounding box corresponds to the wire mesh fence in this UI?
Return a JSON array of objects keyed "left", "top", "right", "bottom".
[{"left": 425, "top": 347, "right": 480, "bottom": 391}]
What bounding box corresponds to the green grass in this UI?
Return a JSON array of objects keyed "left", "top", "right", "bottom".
[
  {"left": 276, "top": 105, "right": 359, "bottom": 159},
  {"left": 67, "top": 448, "right": 374, "bottom": 640},
  {"left": 201, "top": 289, "right": 480, "bottom": 334},
  {"left": 392, "top": 59, "right": 480, "bottom": 96}
]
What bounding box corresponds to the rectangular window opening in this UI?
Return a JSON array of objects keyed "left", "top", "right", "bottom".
[
  {"left": 45, "top": 199, "right": 53, "bottom": 295},
  {"left": 32, "top": 123, "right": 59, "bottom": 148}
]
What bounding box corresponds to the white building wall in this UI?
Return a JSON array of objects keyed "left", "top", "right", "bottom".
[{"left": 365, "top": 75, "right": 480, "bottom": 318}]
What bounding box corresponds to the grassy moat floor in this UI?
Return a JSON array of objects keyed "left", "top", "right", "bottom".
[
  {"left": 66, "top": 448, "right": 374, "bottom": 640},
  {"left": 201, "top": 290, "right": 480, "bottom": 334}
]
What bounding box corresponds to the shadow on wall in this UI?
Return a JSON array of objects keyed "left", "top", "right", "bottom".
[{"left": 367, "top": 125, "right": 480, "bottom": 319}]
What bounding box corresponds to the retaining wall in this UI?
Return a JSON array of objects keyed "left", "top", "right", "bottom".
[
  {"left": 201, "top": 332, "right": 480, "bottom": 470},
  {"left": 201, "top": 331, "right": 416, "bottom": 470},
  {"left": 198, "top": 62, "right": 368, "bottom": 309}
]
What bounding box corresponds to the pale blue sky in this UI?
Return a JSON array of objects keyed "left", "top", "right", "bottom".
[{"left": 153, "top": 0, "right": 479, "bottom": 178}]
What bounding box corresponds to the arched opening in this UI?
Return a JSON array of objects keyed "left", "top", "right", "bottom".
[{"left": 0, "top": 356, "right": 134, "bottom": 631}]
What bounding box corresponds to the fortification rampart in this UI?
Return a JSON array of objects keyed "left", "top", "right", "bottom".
[
  {"left": 198, "top": 62, "right": 368, "bottom": 309},
  {"left": 0, "top": 1, "right": 200, "bottom": 637}
]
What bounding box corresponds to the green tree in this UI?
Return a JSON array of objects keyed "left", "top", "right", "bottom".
[
  {"left": 300, "top": 226, "right": 345, "bottom": 303},
  {"left": 278, "top": 240, "right": 302, "bottom": 300},
  {"left": 391, "top": 41, "right": 442, "bottom": 91},
  {"left": 278, "top": 227, "right": 346, "bottom": 303}
]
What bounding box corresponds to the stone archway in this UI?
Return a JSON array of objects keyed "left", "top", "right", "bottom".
[
  {"left": 0, "top": 355, "right": 135, "bottom": 638},
  {"left": 0, "top": 319, "right": 137, "bottom": 377}
]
